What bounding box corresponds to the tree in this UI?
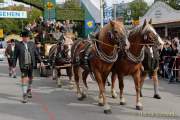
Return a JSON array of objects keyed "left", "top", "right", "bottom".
[
  {"left": 14, "top": 0, "right": 43, "bottom": 11},
  {"left": 154, "top": 0, "right": 180, "bottom": 10},
  {"left": 129, "top": 0, "right": 149, "bottom": 20},
  {"left": 56, "top": 0, "right": 84, "bottom": 20},
  {"left": 63, "top": 0, "right": 80, "bottom": 8}
]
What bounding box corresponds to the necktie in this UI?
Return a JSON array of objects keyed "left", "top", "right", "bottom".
[{"left": 24, "top": 42, "right": 31, "bottom": 65}]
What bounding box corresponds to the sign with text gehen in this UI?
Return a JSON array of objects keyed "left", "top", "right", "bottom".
[{"left": 0, "top": 10, "right": 27, "bottom": 18}]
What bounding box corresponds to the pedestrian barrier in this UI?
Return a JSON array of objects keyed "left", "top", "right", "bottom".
[{"left": 163, "top": 56, "right": 180, "bottom": 81}]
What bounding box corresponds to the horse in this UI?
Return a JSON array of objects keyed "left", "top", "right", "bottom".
[
  {"left": 49, "top": 36, "right": 73, "bottom": 88},
  {"left": 71, "top": 20, "right": 129, "bottom": 114},
  {"left": 110, "top": 19, "right": 164, "bottom": 110}
]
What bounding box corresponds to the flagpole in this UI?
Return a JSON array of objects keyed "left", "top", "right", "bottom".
[{"left": 100, "top": 0, "right": 104, "bottom": 28}]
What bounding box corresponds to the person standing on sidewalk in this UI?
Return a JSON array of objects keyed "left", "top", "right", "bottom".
[
  {"left": 5, "top": 39, "right": 17, "bottom": 78},
  {"left": 15, "top": 31, "right": 44, "bottom": 103}
]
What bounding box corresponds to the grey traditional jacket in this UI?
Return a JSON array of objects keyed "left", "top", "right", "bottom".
[{"left": 15, "top": 41, "right": 41, "bottom": 69}]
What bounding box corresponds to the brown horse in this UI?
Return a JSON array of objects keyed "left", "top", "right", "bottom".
[
  {"left": 71, "top": 20, "right": 129, "bottom": 114},
  {"left": 49, "top": 40, "right": 72, "bottom": 88},
  {"left": 111, "top": 19, "right": 164, "bottom": 110}
]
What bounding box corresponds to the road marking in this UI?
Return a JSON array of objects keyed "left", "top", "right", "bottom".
[
  {"left": 32, "top": 91, "right": 56, "bottom": 120},
  {"left": 67, "top": 103, "right": 96, "bottom": 107}
]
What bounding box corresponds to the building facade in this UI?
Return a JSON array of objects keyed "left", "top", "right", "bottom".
[
  {"left": 140, "top": 1, "right": 180, "bottom": 38},
  {"left": 112, "top": 2, "right": 132, "bottom": 25}
]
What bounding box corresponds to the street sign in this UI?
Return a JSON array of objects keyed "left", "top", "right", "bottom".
[
  {"left": 127, "top": 10, "right": 131, "bottom": 16},
  {"left": 0, "top": 10, "right": 27, "bottom": 18},
  {"left": 85, "top": 20, "right": 95, "bottom": 29},
  {"left": 46, "top": 2, "right": 54, "bottom": 10},
  {"left": 0, "top": 29, "right": 3, "bottom": 38},
  {"left": 44, "top": 0, "right": 56, "bottom": 20},
  {"left": 132, "top": 20, "right": 140, "bottom": 26}
]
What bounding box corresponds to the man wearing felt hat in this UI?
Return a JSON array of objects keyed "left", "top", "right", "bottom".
[
  {"left": 5, "top": 39, "right": 17, "bottom": 78},
  {"left": 15, "top": 31, "right": 44, "bottom": 103}
]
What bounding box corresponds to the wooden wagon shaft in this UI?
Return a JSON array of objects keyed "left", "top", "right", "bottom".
[{"left": 55, "top": 64, "right": 72, "bottom": 69}]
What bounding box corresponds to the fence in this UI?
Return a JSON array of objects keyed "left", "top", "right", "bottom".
[{"left": 163, "top": 56, "right": 180, "bottom": 81}]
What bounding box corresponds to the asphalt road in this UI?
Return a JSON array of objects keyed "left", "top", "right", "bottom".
[{"left": 0, "top": 60, "right": 179, "bottom": 120}]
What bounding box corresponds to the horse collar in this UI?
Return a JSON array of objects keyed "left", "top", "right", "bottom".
[
  {"left": 94, "top": 40, "right": 118, "bottom": 63},
  {"left": 125, "top": 46, "right": 145, "bottom": 63}
]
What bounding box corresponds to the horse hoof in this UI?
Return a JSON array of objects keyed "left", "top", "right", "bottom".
[
  {"left": 82, "top": 93, "right": 87, "bottom": 99},
  {"left": 136, "top": 106, "right": 143, "bottom": 110},
  {"left": 69, "top": 85, "right": 74, "bottom": 90},
  {"left": 104, "top": 109, "right": 112, "bottom": 114},
  {"left": 112, "top": 95, "right": 117, "bottom": 99},
  {"left": 120, "top": 102, "right": 126, "bottom": 105},
  {"left": 107, "top": 82, "right": 111, "bottom": 86},
  {"left": 78, "top": 95, "right": 86, "bottom": 101},
  {"left": 153, "top": 94, "right": 161, "bottom": 99},
  {"left": 98, "top": 103, "right": 104, "bottom": 106},
  {"left": 57, "top": 85, "right": 62, "bottom": 88},
  {"left": 78, "top": 96, "right": 84, "bottom": 101}
]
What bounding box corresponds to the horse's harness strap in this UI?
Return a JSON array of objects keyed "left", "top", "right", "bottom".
[
  {"left": 51, "top": 45, "right": 58, "bottom": 67},
  {"left": 72, "top": 40, "right": 82, "bottom": 64},
  {"left": 83, "top": 42, "right": 93, "bottom": 71},
  {"left": 92, "top": 38, "right": 120, "bottom": 49},
  {"left": 125, "top": 46, "right": 145, "bottom": 63},
  {"left": 94, "top": 39, "right": 118, "bottom": 63}
]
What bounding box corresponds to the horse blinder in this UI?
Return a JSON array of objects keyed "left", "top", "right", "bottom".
[{"left": 108, "top": 31, "right": 115, "bottom": 40}]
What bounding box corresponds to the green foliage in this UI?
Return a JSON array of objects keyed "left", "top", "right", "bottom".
[
  {"left": 14, "top": 0, "right": 43, "bottom": 10},
  {"left": 56, "top": 8, "right": 84, "bottom": 20},
  {"left": 0, "top": 0, "right": 4, "bottom": 3},
  {"left": 64, "top": 0, "right": 80, "bottom": 8},
  {"left": 154, "top": 0, "right": 180, "bottom": 10},
  {"left": 0, "top": 6, "right": 42, "bottom": 34},
  {"left": 129, "top": 0, "right": 149, "bottom": 20},
  {"left": 13, "top": 0, "right": 84, "bottom": 21},
  {"left": 56, "top": 0, "right": 84, "bottom": 20}
]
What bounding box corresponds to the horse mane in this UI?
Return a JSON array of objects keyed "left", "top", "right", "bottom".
[
  {"left": 98, "top": 21, "right": 124, "bottom": 41},
  {"left": 129, "top": 24, "right": 154, "bottom": 38},
  {"left": 129, "top": 26, "right": 142, "bottom": 36},
  {"left": 98, "top": 22, "right": 112, "bottom": 41}
]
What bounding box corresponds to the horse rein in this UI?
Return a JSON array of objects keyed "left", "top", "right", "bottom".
[{"left": 92, "top": 39, "right": 120, "bottom": 49}]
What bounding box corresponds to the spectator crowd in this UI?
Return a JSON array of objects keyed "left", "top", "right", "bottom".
[{"left": 159, "top": 37, "right": 180, "bottom": 83}]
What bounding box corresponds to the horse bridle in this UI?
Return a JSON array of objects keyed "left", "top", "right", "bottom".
[
  {"left": 108, "top": 29, "right": 128, "bottom": 47},
  {"left": 141, "top": 30, "right": 160, "bottom": 46},
  {"left": 125, "top": 30, "right": 160, "bottom": 63}
]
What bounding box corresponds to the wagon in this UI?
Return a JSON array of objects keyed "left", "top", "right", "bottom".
[{"left": 39, "top": 33, "right": 74, "bottom": 78}]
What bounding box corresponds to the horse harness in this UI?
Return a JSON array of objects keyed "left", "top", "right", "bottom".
[
  {"left": 51, "top": 44, "right": 70, "bottom": 67},
  {"left": 73, "top": 27, "right": 128, "bottom": 71},
  {"left": 73, "top": 40, "right": 93, "bottom": 71},
  {"left": 125, "top": 46, "right": 145, "bottom": 64},
  {"left": 124, "top": 26, "right": 160, "bottom": 64}
]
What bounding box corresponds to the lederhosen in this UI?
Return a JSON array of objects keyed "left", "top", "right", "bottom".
[
  {"left": 21, "top": 42, "right": 33, "bottom": 78},
  {"left": 142, "top": 46, "right": 160, "bottom": 77}
]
